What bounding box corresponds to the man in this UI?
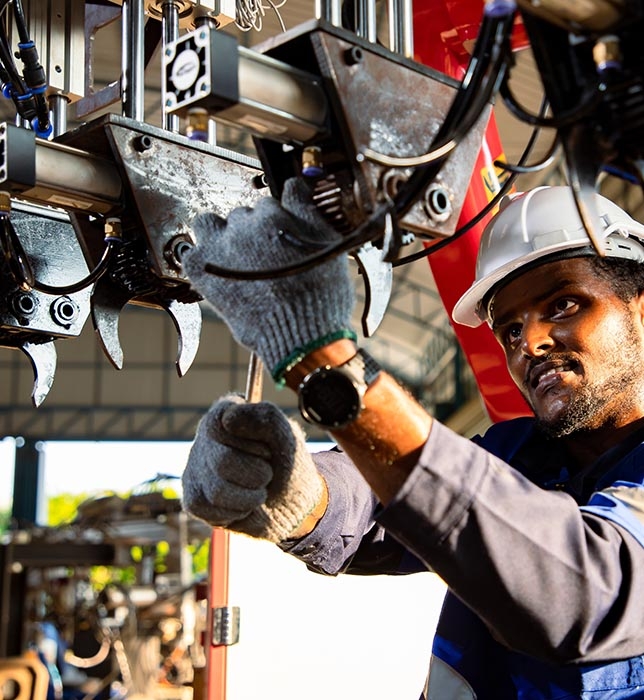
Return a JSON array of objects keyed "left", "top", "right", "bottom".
[{"left": 181, "top": 181, "right": 644, "bottom": 698}]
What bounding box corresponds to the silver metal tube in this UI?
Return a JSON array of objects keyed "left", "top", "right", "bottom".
[
  {"left": 245, "top": 353, "right": 264, "bottom": 403},
  {"left": 401, "top": 0, "right": 414, "bottom": 58},
  {"left": 32, "top": 140, "right": 122, "bottom": 213},
  {"left": 208, "top": 119, "right": 217, "bottom": 145},
  {"left": 356, "top": 0, "right": 378, "bottom": 42},
  {"left": 162, "top": 1, "right": 181, "bottom": 132},
  {"left": 212, "top": 48, "right": 328, "bottom": 143},
  {"left": 315, "top": 0, "right": 342, "bottom": 26},
  {"left": 48, "top": 95, "right": 69, "bottom": 137},
  {"left": 238, "top": 52, "right": 326, "bottom": 124},
  {"left": 121, "top": 0, "right": 146, "bottom": 120},
  {"left": 388, "top": 0, "right": 403, "bottom": 54},
  {"left": 388, "top": 0, "right": 415, "bottom": 56}
]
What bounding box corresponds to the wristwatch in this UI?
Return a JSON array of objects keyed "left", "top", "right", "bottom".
[{"left": 298, "top": 349, "right": 381, "bottom": 429}]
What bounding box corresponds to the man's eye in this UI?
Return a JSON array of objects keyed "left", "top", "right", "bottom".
[
  {"left": 553, "top": 298, "right": 576, "bottom": 314},
  {"left": 505, "top": 325, "right": 522, "bottom": 345}
]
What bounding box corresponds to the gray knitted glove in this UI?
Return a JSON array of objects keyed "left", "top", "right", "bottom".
[
  {"left": 182, "top": 393, "right": 324, "bottom": 542},
  {"left": 183, "top": 177, "right": 355, "bottom": 381}
]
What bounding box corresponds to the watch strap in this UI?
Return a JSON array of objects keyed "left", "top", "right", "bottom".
[{"left": 340, "top": 348, "right": 381, "bottom": 386}]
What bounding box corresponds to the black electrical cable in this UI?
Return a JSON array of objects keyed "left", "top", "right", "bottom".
[
  {"left": 390, "top": 172, "right": 519, "bottom": 268},
  {"left": 494, "top": 134, "right": 559, "bottom": 174},
  {"left": 0, "top": 0, "right": 51, "bottom": 136},
  {"left": 0, "top": 29, "right": 27, "bottom": 95},
  {"left": 0, "top": 213, "right": 120, "bottom": 295},
  {"left": 499, "top": 76, "right": 602, "bottom": 129},
  {"left": 11, "top": 0, "right": 51, "bottom": 135},
  {"left": 30, "top": 240, "right": 119, "bottom": 295},
  {"left": 362, "top": 38, "right": 514, "bottom": 175},
  {"left": 0, "top": 214, "right": 34, "bottom": 290},
  {"left": 392, "top": 10, "right": 515, "bottom": 218},
  {"left": 205, "top": 201, "right": 391, "bottom": 280},
  {"left": 205, "top": 78, "right": 524, "bottom": 284},
  {"left": 11, "top": 0, "right": 29, "bottom": 43},
  {"left": 391, "top": 95, "right": 550, "bottom": 268},
  {"left": 362, "top": 11, "right": 513, "bottom": 173},
  {"left": 0, "top": 63, "right": 12, "bottom": 90},
  {"left": 0, "top": 14, "right": 37, "bottom": 128}
]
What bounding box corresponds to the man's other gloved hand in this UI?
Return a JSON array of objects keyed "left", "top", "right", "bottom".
[
  {"left": 182, "top": 394, "right": 324, "bottom": 542},
  {"left": 183, "top": 178, "right": 355, "bottom": 379}
]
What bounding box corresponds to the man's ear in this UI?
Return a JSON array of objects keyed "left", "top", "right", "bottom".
[{"left": 636, "top": 289, "right": 644, "bottom": 326}]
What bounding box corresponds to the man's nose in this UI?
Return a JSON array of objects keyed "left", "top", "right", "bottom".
[{"left": 520, "top": 320, "right": 555, "bottom": 357}]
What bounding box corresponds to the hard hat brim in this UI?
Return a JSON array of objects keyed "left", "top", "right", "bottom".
[{"left": 451, "top": 239, "right": 597, "bottom": 328}]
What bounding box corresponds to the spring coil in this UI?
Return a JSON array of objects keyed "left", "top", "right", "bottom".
[
  {"left": 311, "top": 174, "right": 355, "bottom": 235},
  {"left": 109, "top": 240, "right": 158, "bottom": 296}
]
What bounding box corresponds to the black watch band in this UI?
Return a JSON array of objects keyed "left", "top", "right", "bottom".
[{"left": 298, "top": 349, "right": 381, "bottom": 429}]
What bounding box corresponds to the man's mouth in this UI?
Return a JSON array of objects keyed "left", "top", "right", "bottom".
[{"left": 528, "top": 360, "right": 579, "bottom": 391}]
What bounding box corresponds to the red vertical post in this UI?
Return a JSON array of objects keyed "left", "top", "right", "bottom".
[
  {"left": 206, "top": 527, "right": 230, "bottom": 700},
  {"left": 413, "top": 0, "right": 531, "bottom": 422}
]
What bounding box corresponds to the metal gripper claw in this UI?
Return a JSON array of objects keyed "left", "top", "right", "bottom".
[{"left": 91, "top": 272, "right": 202, "bottom": 376}]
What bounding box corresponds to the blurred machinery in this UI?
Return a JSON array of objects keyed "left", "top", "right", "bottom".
[
  {"left": 1, "top": 477, "right": 212, "bottom": 700},
  {"left": 1, "top": 0, "right": 644, "bottom": 698}
]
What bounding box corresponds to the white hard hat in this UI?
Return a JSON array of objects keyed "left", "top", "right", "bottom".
[{"left": 452, "top": 186, "right": 644, "bottom": 327}]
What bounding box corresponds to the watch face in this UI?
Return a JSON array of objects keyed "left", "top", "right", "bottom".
[{"left": 299, "top": 367, "right": 361, "bottom": 428}]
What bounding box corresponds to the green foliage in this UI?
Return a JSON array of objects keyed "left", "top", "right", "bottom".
[
  {"left": 0, "top": 508, "right": 10, "bottom": 535},
  {"left": 90, "top": 564, "right": 137, "bottom": 590},
  {"left": 189, "top": 539, "right": 210, "bottom": 577},
  {"left": 45, "top": 489, "right": 210, "bottom": 589},
  {"left": 47, "top": 492, "right": 93, "bottom": 526}
]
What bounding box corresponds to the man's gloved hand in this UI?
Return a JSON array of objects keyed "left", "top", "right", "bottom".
[
  {"left": 183, "top": 177, "right": 355, "bottom": 380},
  {"left": 182, "top": 393, "right": 324, "bottom": 542}
]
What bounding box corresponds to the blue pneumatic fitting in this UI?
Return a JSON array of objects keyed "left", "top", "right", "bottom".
[
  {"left": 484, "top": 0, "right": 517, "bottom": 17},
  {"left": 302, "top": 165, "right": 324, "bottom": 177},
  {"left": 31, "top": 116, "right": 53, "bottom": 139},
  {"left": 302, "top": 146, "right": 324, "bottom": 178}
]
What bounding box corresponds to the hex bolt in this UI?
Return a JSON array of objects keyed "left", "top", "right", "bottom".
[
  {"left": 252, "top": 173, "right": 268, "bottom": 189},
  {"left": 383, "top": 171, "right": 406, "bottom": 200},
  {"left": 165, "top": 234, "right": 194, "bottom": 270},
  {"left": 50, "top": 296, "right": 79, "bottom": 327},
  {"left": 133, "top": 135, "right": 154, "bottom": 152},
  {"left": 344, "top": 46, "right": 364, "bottom": 66},
  {"left": 10, "top": 291, "right": 37, "bottom": 318},
  {"left": 423, "top": 184, "right": 453, "bottom": 223}
]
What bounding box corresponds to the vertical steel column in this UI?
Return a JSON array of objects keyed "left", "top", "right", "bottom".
[
  {"left": 162, "top": 1, "right": 181, "bottom": 132},
  {"left": 11, "top": 438, "right": 43, "bottom": 526},
  {"left": 389, "top": 0, "right": 414, "bottom": 57},
  {"left": 49, "top": 94, "right": 69, "bottom": 137},
  {"left": 315, "top": 0, "right": 343, "bottom": 26},
  {"left": 356, "top": 0, "right": 378, "bottom": 41},
  {"left": 121, "top": 0, "right": 145, "bottom": 120},
  {"left": 401, "top": 0, "right": 415, "bottom": 57},
  {"left": 195, "top": 17, "right": 220, "bottom": 145}
]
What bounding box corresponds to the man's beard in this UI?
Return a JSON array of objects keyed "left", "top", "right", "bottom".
[
  {"left": 534, "top": 373, "right": 637, "bottom": 438},
  {"left": 531, "top": 317, "right": 643, "bottom": 439}
]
